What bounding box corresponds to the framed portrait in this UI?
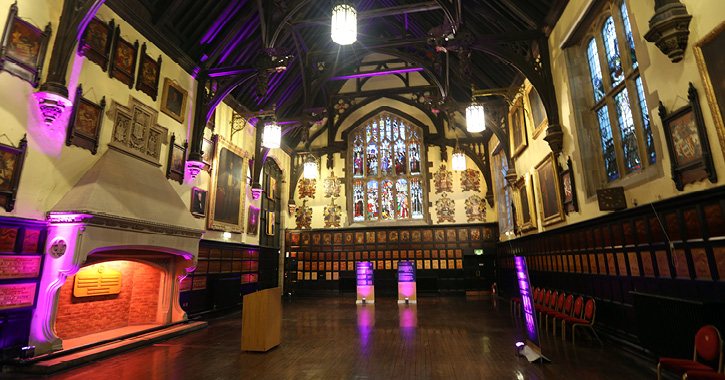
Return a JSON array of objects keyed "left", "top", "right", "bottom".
[
  {"left": 657, "top": 83, "right": 716, "bottom": 191},
  {"left": 0, "top": 135, "right": 27, "bottom": 212},
  {"left": 108, "top": 26, "right": 138, "bottom": 88},
  {"left": 161, "top": 78, "right": 188, "bottom": 124},
  {"left": 78, "top": 17, "right": 114, "bottom": 71},
  {"left": 267, "top": 176, "right": 276, "bottom": 200},
  {"left": 526, "top": 84, "right": 547, "bottom": 139},
  {"left": 191, "top": 187, "right": 207, "bottom": 218},
  {"left": 201, "top": 137, "right": 214, "bottom": 171},
  {"left": 135, "top": 43, "right": 161, "bottom": 101},
  {"left": 247, "top": 206, "right": 260, "bottom": 236},
  {"left": 514, "top": 174, "right": 537, "bottom": 232},
  {"left": 535, "top": 153, "right": 564, "bottom": 226},
  {"left": 265, "top": 211, "right": 275, "bottom": 236},
  {"left": 166, "top": 134, "right": 187, "bottom": 184},
  {"left": 694, "top": 20, "right": 725, "bottom": 161},
  {"left": 66, "top": 85, "right": 105, "bottom": 154},
  {"left": 559, "top": 157, "right": 579, "bottom": 214},
  {"left": 208, "top": 135, "right": 248, "bottom": 232},
  {"left": 509, "top": 98, "right": 527, "bottom": 157},
  {"left": 0, "top": 3, "right": 51, "bottom": 87}
]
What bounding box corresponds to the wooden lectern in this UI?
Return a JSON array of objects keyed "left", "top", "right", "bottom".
[{"left": 241, "top": 287, "right": 281, "bottom": 352}]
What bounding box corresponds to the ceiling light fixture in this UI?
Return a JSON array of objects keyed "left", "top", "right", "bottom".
[
  {"left": 466, "top": 98, "right": 485, "bottom": 133},
  {"left": 303, "top": 155, "right": 318, "bottom": 179},
  {"left": 452, "top": 143, "right": 466, "bottom": 171},
  {"left": 331, "top": 3, "right": 357, "bottom": 45},
  {"left": 262, "top": 120, "right": 281, "bottom": 149}
]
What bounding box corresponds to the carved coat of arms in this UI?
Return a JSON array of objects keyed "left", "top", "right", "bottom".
[
  {"left": 461, "top": 168, "right": 481, "bottom": 192},
  {"left": 434, "top": 164, "right": 453, "bottom": 194},
  {"left": 299, "top": 178, "right": 316, "bottom": 198},
  {"left": 323, "top": 172, "right": 341, "bottom": 198},
  {"left": 435, "top": 193, "right": 456, "bottom": 223},
  {"left": 465, "top": 195, "right": 486, "bottom": 222}
]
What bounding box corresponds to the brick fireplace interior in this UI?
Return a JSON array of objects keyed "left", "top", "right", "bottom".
[{"left": 55, "top": 260, "right": 163, "bottom": 340}]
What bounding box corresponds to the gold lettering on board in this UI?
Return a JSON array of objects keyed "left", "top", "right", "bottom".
[{"left": 73, "top": 263, "right": 122, "bottom": 297}]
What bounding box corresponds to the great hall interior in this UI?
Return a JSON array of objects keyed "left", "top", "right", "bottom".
[{"left": 0, "top": 0, "right": 723, "bottom": 379}]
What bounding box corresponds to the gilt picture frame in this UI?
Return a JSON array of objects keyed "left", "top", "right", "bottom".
[
  {"left": 535, "top": 153, "right": 564, "bottom": 226},
  {"left": 201, "top": 137, "right": 214, "bottom": 171},
  {"left": 657, "top": 83, "right": 716, "bottom": 191},
  {"left": 166, "top": 134, "right": 187, "bottom": 184},
  {"left": 559, "top": 157, "right": 579, "bottom": 214},
  {"left": 191, "top": 187, "right": 207, "bottom": 218},
  {"left": 509, "top": 97, "right": 527, "bottom": 157},
  {"left": 208, "top": 135, "right": 248, "bottom": 233},
  {"left": 0, "top": 3, "right": 51, "bottom": 87},
  {"left": 514, "top": 175, "right": 536, "bottom": 232},
  {"left": 693, "top": 20, "right": 725, "bottom": 162},
  {"left": 66, "top": 85, "right": 105, "bottom": 155},
  {"left": 161, "top": 78, "right": 188, "bottom": 124},
  {"left": 78, "top": 17, "right": 114, "bottom": 71},
  {"left": 108, "top": 26, "right": 138, "bottom": 88},
  {"left": 135, "top": 43, "right": 161, "bottom": 101},
  {"left": 525, "top": 83, "right": 547, "bottom": 139},
  {"left": 0, "top": 135, "right": 27, "bottom": 212}
]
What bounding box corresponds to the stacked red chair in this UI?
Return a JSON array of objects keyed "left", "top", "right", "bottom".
[
  {"left": 560, "top": 296, "right": 583, "bottom": 341},
  {"left": 542, "top": 292, "right": 566, "bottom": 334},
  {"left": 658, "top": 325, "right": 724, "bottom": 380},
  {"left": 684, "top": 371, "right": 725, "bottom": 380},
  {"left": 552, "top": 294, "right": 574, "bottom": 336},
  {"left": 561, "top": 298, "right": 602, "bottom": 345},
  {"left": 538, "top": 290, "right": 558, "bottom": 331}
]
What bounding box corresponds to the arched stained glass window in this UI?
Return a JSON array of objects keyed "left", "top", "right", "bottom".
[
  {"left": 602, "top": 16, "right": 624, "bottom": 85},
  {"left": 620, "top": 2, "right": 637, "bottom": 69},
  {"left": 348, "top": 112, "right": 427, "bottom": 223},
  {"left": 587, "top": 39, "right": 605, "bottom": 102},
  {"left": 578, "top": 2, "right": 656, "bottom": 187}
]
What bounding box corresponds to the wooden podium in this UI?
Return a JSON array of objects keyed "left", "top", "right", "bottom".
[{"left": 241, "top": 287, "right": 281, "bottom": 352}]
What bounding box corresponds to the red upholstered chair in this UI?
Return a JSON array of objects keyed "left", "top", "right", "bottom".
[
  {"left": 684, "top": 371, "right": 725, "bottom": 380},
  {"left": 658, "top": 325, "right": 724, "bottom": 380},
  {"left": 684, "top": 370, "right": 725, "bottom": 380},
  {"left": 539, "top": 290, "right": 558, "bottom": 331},
  {"left": 543, "top": 292, "right": 566, "bottom": 334},
  {"left": 561, "top": 298, "right": 602, "bottom": 345},
  {"left": 560, "top": 296, "right": 583, "bottom": 341},
  {"left": 552, "top": 294, "right": 574, "bottom": 335}
]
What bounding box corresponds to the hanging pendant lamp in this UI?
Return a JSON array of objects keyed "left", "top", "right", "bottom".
[
  {"left": 262, "top": 120, "right": 281, "bottom": 149},
  {"left": 466, "top": 99, "right": 486, "bottom": 133},
  {"left": 331, "top": 3, "right": 357, "bottom": 45},
  {"left": 303, "top": 155, "right": 318, "bottom": 179},
  {"left": 452, "top": 143, "right": 466, "bottom": 171}
]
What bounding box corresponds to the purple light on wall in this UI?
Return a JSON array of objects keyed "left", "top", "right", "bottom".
[
  {"left": 514, "top": 256, "right": 540, "bottom": 346},
  {"left": 330, "top": 67, "right": 423, "bottom": 81},
  {"left": 47, "top": 212, "right": 93, "bottom": 224}
]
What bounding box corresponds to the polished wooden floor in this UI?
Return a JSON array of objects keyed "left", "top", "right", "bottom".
[{"left": 13, "top": 296, "right": 661, "bottom": 379}]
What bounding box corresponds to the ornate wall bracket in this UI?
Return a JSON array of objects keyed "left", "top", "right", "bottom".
[{"left": 644, "top": 0, "right": 692, "bottom": 63}]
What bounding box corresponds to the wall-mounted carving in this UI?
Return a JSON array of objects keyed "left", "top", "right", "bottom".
[
  {"left": 0, "top": 2, "right": 51, "bottom": 88},
  {"left": 433, "top": 164, "right": 453, "bottom": 194},
  {"left": 460, "top": 168, "right": 480, "bottom": 192},
  {"left": 435, "top": 193, "right": 455, "bottom": 223},
  {"left": 107, "top": 97, "right": 168, "bottom": 166},
  {"left": 464, "top": 195, "right": 486, "bottom": 223},
  {"left": 644, "top": 0, "right": 692, "bottom": 63}
]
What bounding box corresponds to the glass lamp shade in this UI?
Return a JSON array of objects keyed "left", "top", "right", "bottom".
[
  {"left": 331, "top": 4, "right": 357, "bottom": 45},
  {"left": 303, "top": 156, "right": 318, "bottom": 179},
  {"left": 262, "top": 122, "right": 281, "bottom": 149},
  {"left": 466, "top": 102, "right": 486, "bottom": 133},
  {"left": 452, "top": 148, "right": 466, "bottom": 171}
]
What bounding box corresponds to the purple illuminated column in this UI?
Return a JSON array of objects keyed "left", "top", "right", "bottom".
[
  {"left": 397, "top": 261, "right": 417, "bottom": 303},
  {"left": 514, "top": 256, "right": 541, "bottom": 350},
  {"left": 356, "top": 262, "right": 375, "bottom": 304}
]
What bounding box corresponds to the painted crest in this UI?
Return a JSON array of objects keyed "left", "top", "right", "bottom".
[
  {"left": 298, "top": 178, "right": 316, "bottom": 198},
  {"left": 323, "top": 200, "right": 342, "bottom": 228},
  {"left": 435, "top": 193, "right": 456, "bottom": 223},
  {"left": 465, "top": 194, "right": 486, "bottom": 222},
  {"left": 295, "top": 202, "right": 312, "bottom": 229},
  {"left": 323, "top": 171, "right": 341, "bottom": 198},
  {"left": 434, "top": 164, "right": 453, "bottom": 194},
  {"left": 461, "top": 168, "right": 481, "bottom": 192}
]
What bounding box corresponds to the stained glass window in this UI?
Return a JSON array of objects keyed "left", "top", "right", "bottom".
[
  {"left": 587, "top": 39, "right": 605, "bottom": 102},
  {"left": 597, "top": 106, "right": 619, "bottom": 181},
  {"left": 614, "top": 89, "right": 641, "bottom": 172},
  {"left": 635, "top": 76, "right": 655, "bottom": 163},
  {"left": 602, "top": 17, "right": 623, "bottom": 85},
  {"left": 366, "top": 180, "right": 379, "bottom": 220},
  {"left": 494, "top": 151, "right": 512, "bottom": 233},
  {"left": 353, "top": 181, "right": 364, "bottom": 222},
  {"left": 620, "top": 2, "right": 637, "bottom": 69},
  {"left": 348, "top": 113, "right": 426, "bottom": 223}
]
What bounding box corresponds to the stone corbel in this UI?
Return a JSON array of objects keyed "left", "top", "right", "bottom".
[{"left": 644, "top": 0, "right": 693, "bottom": 63}]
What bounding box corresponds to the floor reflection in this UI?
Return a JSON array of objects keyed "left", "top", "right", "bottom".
[
  {"left": 356, "top": 304, "right": 374, "bottom": 354},
  {"left": 398, "top": 303, "right": 417, "bottom": 342}
]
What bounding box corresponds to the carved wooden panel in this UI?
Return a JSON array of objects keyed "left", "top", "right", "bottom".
[{"left": 108, "top": 97, "right": 168, "bottom": 166}]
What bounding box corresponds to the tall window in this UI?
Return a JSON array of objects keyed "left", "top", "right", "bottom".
[
  {"left": 348, "top": 113, "right": 426, "bottom": 223},
  {"left": 493, "top": 147, "right": 512, "bottom": 233},
  {"left": 583, "top": 2, "right": 655, "bottom": 184}
]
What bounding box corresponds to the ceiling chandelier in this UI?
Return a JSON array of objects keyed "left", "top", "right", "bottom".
[
  {"left": 331, "top": 3, "right": 357, "bottom": 45},
  {"left": 262, "top": 120, "right": 281, "bottom": 149},
  {"left": 466, "top": 98, "right": 485, "bottom": 133},
  {"left": 452, "top": 143, "right": 466, "bottom": 171},
  {"left": 303, "top": 155, "right": 318, "bottom": 179}
]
